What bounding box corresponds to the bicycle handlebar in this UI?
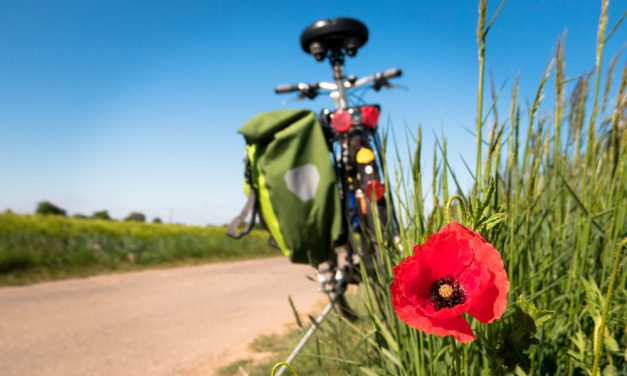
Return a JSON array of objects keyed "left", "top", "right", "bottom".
[
  {"left": 274, "top": 68, "right": 402, "bottom": 96},
  {"left": 274, "top": 84, "right": 300, "bottom": 94},
  {"left": 381, "top": 68, "right": 402, "bottom": 79}
]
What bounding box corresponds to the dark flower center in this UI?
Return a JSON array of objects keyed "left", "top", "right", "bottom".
[{"left": 430, "top": 276, "right": 466, "bottom": 310}]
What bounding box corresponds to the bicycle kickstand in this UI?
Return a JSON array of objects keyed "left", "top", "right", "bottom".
[{"left": 273, "top": 280, "right": 349, "bottom": 376}]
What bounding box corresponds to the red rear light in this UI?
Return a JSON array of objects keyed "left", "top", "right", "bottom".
[
  {"left": 360, "top": 106, "right": 380, "bottom": 128},
  {"left": 331, "top": 110, "right": 351, "bottom": 132},
  {"left": 365, "top": 180, "right": 385, "bottom": 201}
]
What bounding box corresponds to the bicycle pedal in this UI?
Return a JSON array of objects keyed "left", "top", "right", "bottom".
[
  {"left": 342, "top": 267, "right": 361, "bottom": 284},
  {"left": 316, "top": 270, "right": 337, "bottom": 294}
]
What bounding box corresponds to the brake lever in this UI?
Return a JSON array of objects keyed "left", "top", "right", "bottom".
[
  {"left": 373, "top": 80, "right": 408, "bottom": 92},
  {"left": 300, "top": 85, "right": 319, "bottom": 99},
  {"left": 373, "top": 78, "right": 389, "bottom": 92},
  {"left": 281, "top": 95, "right": 306, "bottom": 105},
  {"left": 386, "top": 83, "right": 409, "bottom": 92}
]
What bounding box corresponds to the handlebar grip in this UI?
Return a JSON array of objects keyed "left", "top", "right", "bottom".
[
  {"left": 274, "top": 84, "right": 300, "bottom": 94},
  {"left": 382, "top": 68, "right": 402, "bottom": 79}
]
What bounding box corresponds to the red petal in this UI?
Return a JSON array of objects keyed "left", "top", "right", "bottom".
[
  {"left": 413, "top": 223, "right": 475, "bottom": 280},
  {"left": 391, "top": 291, "right": 476, "bottom": 343},
  {"left": 392, "top": 254, "right": 433, "bottom": 307},
  {"left": 447, "top": 222, "right": 509, "bottom": 322},
  {"left": 466, "top": 236, "right": 509, "bottom": 322}
]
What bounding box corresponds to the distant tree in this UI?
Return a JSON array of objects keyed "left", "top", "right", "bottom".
[
  {"left": 152, "top": 217, "right": 163, "bottom": 224},
  {"left": 92, "top": 210, "right": 112, "bottom": 220},
  {"left": 35, "top": 201, "right": 67, "bottom": 216},
  {"left": 124, "top": 212, "right": 146, "bottom": 222},
  {"left": 72, "top": 213, "right": 88, "bottom": 219}
]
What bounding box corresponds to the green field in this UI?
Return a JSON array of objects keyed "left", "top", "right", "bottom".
[{"left": 0, "top": 212, "right": 279, "bottom": 285}]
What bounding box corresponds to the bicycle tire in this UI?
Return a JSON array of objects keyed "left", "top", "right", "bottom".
[
  {"left": 317, "top": 109, "right": 398, "bottom": 319},
  {"left": 348, "top": 129, "right": 397, "bottom": 280}
]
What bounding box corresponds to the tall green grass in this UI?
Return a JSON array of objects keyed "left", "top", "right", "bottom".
[
  {"left": 0, "top": 212, "right": 278, "bottom": 285},
  {"left": 356, "top": 0, "right": 627, "bottom": 374},
  {"left": 272, "top": 0, "right": 626, "bottom": 374}
]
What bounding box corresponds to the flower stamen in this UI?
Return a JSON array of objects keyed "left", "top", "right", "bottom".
[
  {"left": 430, "top": 276, "right": 466, "bottom": 310},
  {"left": 438, "top": 284, "right": 454, "bottom": 299}
]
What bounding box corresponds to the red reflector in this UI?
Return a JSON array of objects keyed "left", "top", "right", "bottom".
[
  {"left": 365, "top": 180, "right": 385, "bottom": 201},
  {"left": 360, "top": 106, "right": 380, "bottom": 128},
  {"left": 331, "top": 110, "right": 351, "bottom": 132}
]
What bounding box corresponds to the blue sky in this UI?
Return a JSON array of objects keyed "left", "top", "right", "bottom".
[{"left": 0, "top": 0, "right": 624, "bottom": 224}]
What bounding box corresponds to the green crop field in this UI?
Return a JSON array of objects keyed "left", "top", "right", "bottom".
[{"left": 0, "top": 212, "right": 279, "bottom": 285}]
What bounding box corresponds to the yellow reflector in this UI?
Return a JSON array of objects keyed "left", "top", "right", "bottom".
[{"left": 356, "top": 148, "right": 375, "bottom": 164}]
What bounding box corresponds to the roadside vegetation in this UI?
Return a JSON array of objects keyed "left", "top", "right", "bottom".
[
  {"left": 217, "top": 291, "right": 371, "bottom": 376},
  {"left": 0, "top": 211, "right": 278, "bottom": 285},
  {"left": 225, "top": 0, "right": 626, "bottom": 374}
]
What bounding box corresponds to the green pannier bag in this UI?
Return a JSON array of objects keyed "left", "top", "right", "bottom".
[{"left": 227, "top": 109, "right": 343, "bottom": 266}]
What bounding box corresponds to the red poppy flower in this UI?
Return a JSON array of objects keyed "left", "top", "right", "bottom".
[{"left": 390, "top": 222, "right": 509, "bottom": 343}]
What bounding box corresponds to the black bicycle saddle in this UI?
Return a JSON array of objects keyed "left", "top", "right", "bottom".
[{"left": 300, "top": 18, "right": 369, "bottom": 61}]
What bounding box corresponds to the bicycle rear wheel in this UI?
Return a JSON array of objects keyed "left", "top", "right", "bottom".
[
  {"left": 347, "top": 128, "right": 398, "bottom": 280},
  {"left": 317, "top": 110, "right": 398, "bottom": 317}
]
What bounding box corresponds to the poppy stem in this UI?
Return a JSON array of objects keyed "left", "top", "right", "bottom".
[
  {"left": 445, "top": 195, "right": 467, "bottom": 224},
  {"left": 449, "top": 336, "right": 462, "bottom": 375}
]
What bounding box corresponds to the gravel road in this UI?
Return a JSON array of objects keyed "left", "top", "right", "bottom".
[{"left": 0, "top": 257, "right": 322, "bottom": 376}]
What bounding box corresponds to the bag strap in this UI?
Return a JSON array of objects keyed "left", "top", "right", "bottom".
[
  {"left": 227, "top": 155, "right": 258, "bottom": 239},
  {"left": 226, "top": 188, "right": 257, "bottom": 239}
]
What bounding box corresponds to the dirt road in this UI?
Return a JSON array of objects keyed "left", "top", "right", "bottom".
[{"left": 0, "top": 257, "right": 322, "bottom": 376}]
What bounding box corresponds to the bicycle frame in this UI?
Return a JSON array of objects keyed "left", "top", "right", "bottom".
[{"left": 330, "top": 62, "right": 349, "bottom": 109}]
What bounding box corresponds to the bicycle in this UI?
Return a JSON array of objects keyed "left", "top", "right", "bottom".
[
  {"left": 274, "top": 17, "right": 402, "bottom": 315},
  {"left": 270, "top": 17, "right": 403, "bottom": 374}
]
